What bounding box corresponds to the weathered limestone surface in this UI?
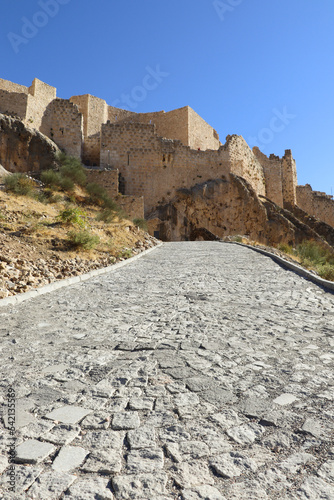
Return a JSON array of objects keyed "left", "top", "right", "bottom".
[
  {"left": 0, "top": 114, "right": 59, "bottom": 173},
  {"left": 0, "top": 242, "right": 334, "bottom": 499},
  {"left": 150, "top": 175, "right": 333, "bottom": 247}
]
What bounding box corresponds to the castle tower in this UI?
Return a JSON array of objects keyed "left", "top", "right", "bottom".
[{"left": 282, "top": 149, "right": 297, "bottom": 208}]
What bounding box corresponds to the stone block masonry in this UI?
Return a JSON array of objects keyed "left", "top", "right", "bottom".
[
  {"left": 297, "top": 184, "right": 334, "bottom": 227},
  {"left": 0, "top": 75, "right": 333, "bottom": 233}
]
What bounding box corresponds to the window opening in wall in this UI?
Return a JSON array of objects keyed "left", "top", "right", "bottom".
[
  {"left": 154, "top": 231, "right": 160, "bottom": 239},
  {"left": 119, "top": 173, "right": 126, "bottom": 195},
  {"left": 127, "top": 152, "right": 130, "bottom": 166},
  {"left": 162, "top": 154, "right": 166, "bottom": 163}
]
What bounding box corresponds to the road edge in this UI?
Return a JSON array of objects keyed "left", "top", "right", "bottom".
[
  {"left": 0, "top": 242, "right": 164, "bottom": 308},
  {"left": 223, "top": 241, "right": 334, "bottom": 293}
]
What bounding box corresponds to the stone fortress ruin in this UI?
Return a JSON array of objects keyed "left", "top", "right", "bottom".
[{"left": 0, "top": 77, "right": 333, "bottom": 242}]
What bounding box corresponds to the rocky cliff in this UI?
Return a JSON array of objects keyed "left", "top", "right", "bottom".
[
  {"left": 148, "top": 174, "right": 334, "bottom": 248},
  {"left": 0, "top": 113, "right": 59, "bottom": 173}
]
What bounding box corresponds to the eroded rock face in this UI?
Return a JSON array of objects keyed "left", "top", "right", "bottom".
[
  {"left": 0, "top": 113, "right": 59, "bottom": 173},
  {"left": 150, "top": 174, "right": 329, "bottom": 247}
]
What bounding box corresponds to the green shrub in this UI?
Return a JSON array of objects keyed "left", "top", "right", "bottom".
[
  {"left": 277, "top": 243, "right": 294, "bottom": 254},
  {"left": 85, "top": 182, "right": 120, "bottom": 212},
  {"left": 296, "top": 240, "right": 333, "bottom": 267},
  {"left": 59, "top": 176, "right": 74, "bottom": 192},
  {"left": 57, "top": 153, "right": 87, "bottom": 187},
  {"left": 133, "top": 218, "right": 148, "bottom": 231},
  {"left": 86, "top": 182, "right": 108, "bottom": 203},
  {"left": 57, "top": 206, "right": 88, "bottom": 227},
  {"left": 4, "top": 173, "right": 36, "bottom": 196},
  {"left": 117, "top": 248, "right": 133, "bottom": 259},
  {"left": 67, "top": 230, "right": 100, "bottom": 250},
  {"left": 41, "top": 169, "right": 62, "bottom": 189},
  {"left": 316, "top": 263, "right": 334, "bottom": 281},
  {"left": 96, "top": 208, "right": 117, "bottom": 223}
]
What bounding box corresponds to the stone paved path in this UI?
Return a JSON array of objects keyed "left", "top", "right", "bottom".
[{"left": 1, "top": 241, "right": 334, "bottom": 499}]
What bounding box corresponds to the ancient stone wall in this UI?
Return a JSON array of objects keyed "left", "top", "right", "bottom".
[
  {"left": 70, "top": 95, "right": 89, "bottom": 136},
  {"left": 0, "top": 90, "right": 28, "bottom": 120},
  {"left": 100, "top": 122, "right": 268, "bottom": 214},
  {"left": 82, "top": 134, "right": 100, "bottom": 165},
  {"left": 71, "top": 94, "right": 107, "bottom": 138},
  {"left": 297, "top": 185, "right": 334, "bottom": 228},
  {"left": 114, "top": 106, "right": 221, "bottom": 151},
  {"left": 108, "top": 106, "right": 136, "bottom": 123},
  {"left": 86, "top": 168, "right": 119, "bottom": 198},
  {"left": 0, "top": 78, "right": 29, "bottom": 94},
  {"left": 253, "top": 147, "right": 284, "bottom": 206},
  {"left": 25, "top": 79, "right": 57, "bottom": 131},
  {"left": 188, "top": 107, "right": 221, "bottom": 150},
  {"left": 282, "top": 149, "right": 297, "bottom": 208},
  {"left": 117, "top": 195, "right": 144, "bottom": 220},
  {"left": 225, "top": 136, "right": 266, "bottom": 197},
  {"left": 40, "top": 99, "right": 83, "bottom": 157}
]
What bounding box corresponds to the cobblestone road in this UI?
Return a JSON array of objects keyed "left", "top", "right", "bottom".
[{"left": 1, "top": 242, "right": 334, "bottom": 499}]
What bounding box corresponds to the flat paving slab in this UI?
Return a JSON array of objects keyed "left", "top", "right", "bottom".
[{"left": 1, "top": 241, "right": 334, "bottom": 499}]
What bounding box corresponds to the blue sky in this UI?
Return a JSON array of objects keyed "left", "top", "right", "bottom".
[{"left": 2, "top": 0, "right": 334, "bottom": 195}]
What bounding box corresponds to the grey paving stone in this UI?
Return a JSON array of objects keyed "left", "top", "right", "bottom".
[
  {"left": 127, "top": 426, "right": 156, "bottom": 449},
  {"left": 159, "top": 425, "right": 191, "bottom": 443},
  {"left": 181, "top": 485, "right": 226, "bottom": 500},
  {"left": 112, "top": 411, "right": 140, "bottom": 430},
  {"left": 0, "top": 455, "right": 8, "bottom": 473},
  {"left": 44, "top": 405, "right": 92, "bottom": 424},
  {"left": 41, "top": 423, "right": 80, "bottom": 445},
  {"left": 112, "top": 472, "right": 168, "bottom": 499},
  {"left": 318, "top": 460, "right": 334, "bottom": 483},
  {"left": 81, "top": 411, "right": 111, "bottom": 429},
  {"left": 144, "top": 410, "right": 176, "bottom": 427},
  {"left": 64, "top": 476, "right": 114, "bottom": 499},
  {"left": 226, "top": 423, "right": 265, "bottom": 445},
  {"left": 52, "top": 445, "right": 89, "bottom": 472},
  {"left": 174, "top": 392, "right": 200, "bottom": 407},
  {"left": 223, "top": 481, "right": 269, "bottom": 499},
  {"left": 26, "top": 470, "right": 76, "bottom": 499},
  {"left": 172, "top": 461, "right": 215, "bottom": 488},
  {"left": 199, "top": 388, "right": 237, "bottom": 406},
  {"left": 273, "top": 393, "right": 299, "bottom": 406},
  {"left": 301, "top": 418, "right": 323, "bottom": 438},
  {"left": 210, "top": 409, "right": 241, "bottom": 430},
  {"left": 297, "top": 476, "right": 334, "bottom": 499},
  {"left": 2, "top": 242, "right": 334, "bottom": 499},
  {"left": 81, "top": 449, "right": 122, "bottom": 474},
  {"left": 185, "top": 377, "right": 218, "bottom": 393},
  {"left": 279, "top": 452, "right": 316, "bottom": 473},
  {"left": 15, "top": 439, "right": 56, "bottom": 464},
  {"left": 126, "top": 447, "right": 164, "bottom": 473},
  {"left": 210, "top": 452, "right": 258, "bottom": 478},
  {"left": 0, "top": 465, "right": 43, "bottom": 495},
  {"left": 128, "top": 397, "right": 155, "bottom": 410},
  {"left": 79, "top": 429, "right": 125, "bottom": 450}
]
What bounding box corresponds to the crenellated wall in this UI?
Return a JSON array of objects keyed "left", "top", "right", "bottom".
[
  {"left": 0, "top": 76, "right": 333, "bottom": 233},
  {"left": 297, "top": 184, "right": 334, "bottom": 227},
  {"left": 99, "top": 122, "right": 265, "bottom": 214},
  {"left": 253, "top": 147, "right": 297, "bottom": 208}
]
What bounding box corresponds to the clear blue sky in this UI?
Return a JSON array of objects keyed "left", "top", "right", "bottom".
[{"left": 1, "top": 0, "right": 334, "bottom": 195}]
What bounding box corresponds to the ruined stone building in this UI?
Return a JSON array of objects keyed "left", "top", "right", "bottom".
[{"left": 0, "top": 77, "right": 333, "bottom": 243}]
